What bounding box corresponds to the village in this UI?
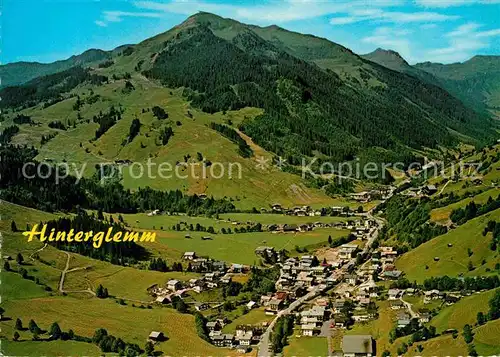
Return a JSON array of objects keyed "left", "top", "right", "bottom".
[{"left": 141, "top": 197, "right": 475, "bottom": 357}]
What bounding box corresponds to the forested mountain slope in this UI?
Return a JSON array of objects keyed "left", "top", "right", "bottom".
[
  {"left": 416, "top": 56, "right": 500, "bottom": 113},
  {"left": 140, "top": 13, "right": 494, "bottom": 164},
  {"left": 0, "top": 12, "right": 496, "bottom": 170},
  {"left": 0, "top": 49, "right": 111, "bottom": 88}
]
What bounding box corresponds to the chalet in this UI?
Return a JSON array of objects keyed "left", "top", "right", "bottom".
[
  {"left": 206, "top": 321, "right": 221, "bottom": 332},
  {"left": 295, "top": 209, "right": 308, "bottom": 216},
  {"left": 213, "top": 261, "right": 226, "bottom": 271},
  {"left": 422, "top": 184, "right": 438, "bottom": 195},
  {"left": 379, "top": 247, "right": 398, "bottom": 258},
  {"left": 268, "top": 298, "right": 284, "bottom": 311},
  {"left": 167, "top": 280, "right": 181, "bottom": 291},
  {"left": 424, "top": 290, "right": 442, "bottom": 303},
  {"left": 183, "top": 251, "right": 196, "bottom": 260},
  {"left": 345, "top": 274, "right": 358, "bottom": 286},
  {"left": 255, "top": 246, "right": 275, "bottom": 256},
  {"left": 339, "top": 244, "right": 358, "bottom": 260},
  {"left": 390, "top": 300, "right": 404, "bottom": 310},
  {"left": 246, "top": 301, "right": 257, "bottom": 310},
  {"left": 236, "top": 346, "right": 250, "bottom": 353},
  {"left": 297, "top": 271, "right": 315, "bottom": 286},
  {"left": 280, "top": 224, "right": 298, "bottom": 232},
  {"left": 148, "top": 331, "right": 165, "bottom": 342},
  {"left": 397, "top": 312, "right": 411, "bottom": 328},
  {"left": 300, "top": 306, "right": 327, "bottom": 324},
  {"left": 223, "top": 334, "right": 235, "bottom": 347},
  {"left": 204, "top": 272, "right": 216, "bottom": 281},
  {"left": 301, "top": 324, "right": 319, "bottom": 336},
  {"left": 383, "top": 270, "right": 403, "bottom": 280},
  {"left": 298, "top": 223, "right": 311, "bottom": 232},
  {"left": 231, "top": 264, "right": 244, "bottom": 273},
  {"left": 211, "top": 335, "right": 225, "bottom": 347},
  {"left": 235, "top": 331, "right": 253, "bottom": 346},
  {"left": 334, "top": 314, "right": 349, "bottom": 328},
  {"left": 272, "top": 203, "right": 283, "bottom": 212},
  {"left": 260, "top": 295, "right": 272, "bottom": 306},
  {"left": 195, "top": 303, "right": 210, "bottom": 311},
  {"left": 332, "top": 301, "right": 346, "bottom": 314},
  {"left": 419, "top": 312, "right": 431, "bottom": 323},
  {"left": 220, "top": 274, "right": 232, "bottom": 284},
  {"left": 349, "top": 191, "right": 371, "bottom": 202},
  {"left": 342, "top": 335, "right": 374, "bottom": 357},
  {"left": 388, "top": 289, "right": 401, "bottom": 300},
  {"left": 155, "top": 296, "right": 170, "bottom": 304}
]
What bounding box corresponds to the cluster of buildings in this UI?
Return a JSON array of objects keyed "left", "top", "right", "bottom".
[
  {"left": 348, "top": 187, "right": 394, "bottom": 203},
  {"left": 150, "top": 252, "right": 247, "bottom": 302},
  {"left": 371, "top": 246, "right": 403, "bottom": 281},
  {"left": 207, "top": 320, "right": 264, "bottom": 353}
]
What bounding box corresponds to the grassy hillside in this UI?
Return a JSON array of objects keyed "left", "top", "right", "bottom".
[
  {"left": 2, "top": 72, "right": 343, "bottom": 210},
  {"left": 396, "top": 207, "right": 500, "bottom": 282},
  {"left": 0, "top": 296, "right": 242, "bottom": 357},
  {"left": 430, "top": 288, "right": 499, "bottom": 333}
]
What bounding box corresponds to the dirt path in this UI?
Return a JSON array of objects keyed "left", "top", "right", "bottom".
[
  {"left": 438, "top": 180, "right": 451, "bottom": 195},
  {"left": 30, "top": 243, "right": 48, "bottom": 261},
  {"left": 400, "top": 297, "right": 419, "bottom": 319},
  {"left": 58, "top": 252, "right": 72, "bottom": 292},
  {"left": 58, "top": 251, "right": 92, "bottom": 293}
]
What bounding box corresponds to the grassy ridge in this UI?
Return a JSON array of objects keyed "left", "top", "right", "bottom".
[{"left": 396, "top": 208, "right": 500, "bottom": 282}]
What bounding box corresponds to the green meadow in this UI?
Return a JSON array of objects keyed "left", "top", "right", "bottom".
[{"left": 396, "top": 208, "right": 500, "bottom": 282}]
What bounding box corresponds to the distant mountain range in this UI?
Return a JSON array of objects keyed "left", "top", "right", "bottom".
[
  {"left": 363, "top": 48, "right": 500, "bottom": 114},
  {"left": 1, "top": 12, "right": 498, "bottom": 165}
]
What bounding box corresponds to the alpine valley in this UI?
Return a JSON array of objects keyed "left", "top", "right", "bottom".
[{"left": 1, "top": 12, "right": 499, "bottom": 357}]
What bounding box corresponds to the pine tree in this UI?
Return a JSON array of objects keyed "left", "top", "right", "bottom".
[
  {"left": 49, "top": 322, "right": 62, "bottom": 339},
  {"left": 29, "top": 319, "right": 39, "bottom": 333},
  {"left": 16, "top": 253, "right": 24, "bottom": 265},
  {"left": 15, "top": 318, "right": 23, "bottom": 330},
  {"left": 4, "top": 261, "right": 11, "bottom": 271},
  {"left": 13, "top": 331, "right": 20, "bottom": 341},
  {"left": 11, "top": 221, "right": 18, "bottom": 232}
]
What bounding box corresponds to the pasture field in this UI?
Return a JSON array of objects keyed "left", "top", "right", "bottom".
[
  {"left": 430, "top": 288, "right": 499, "bottom": 333},
  {"left": 403, "top": 334, "right": 468, "bottom": 356},
  {"left": 219, "top": 213, "right": 359, "bottom": 225},
  {"left": 1, "top": 340, "right": 102, "bottom": 356},
  {"left": 283, "top": 333, "right": 328, "bottom": 357},
  {"left": 396, "top": 208, "right": 500, "bottom": 282},
  {"left": 146, "top": 227, "right": 346, "bottom": 265},
  {"left": 221, "top": 308, "right": 274, "bottom": 333},
  {"left": 344, "top": 301, "right": 398, "bottom": 354},
  {"left": 430, "top": 188, "right": 497, "bottom": 223},
  {"left": 0, "top": 296, "right": 242, "bottom": 357},
  {"left": 473, "top": 319, "right": 500, "bottom": 355}
]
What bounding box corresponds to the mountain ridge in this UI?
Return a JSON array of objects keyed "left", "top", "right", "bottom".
[{"left": 1, "top": 12, "right": 496, "bottom": 169}]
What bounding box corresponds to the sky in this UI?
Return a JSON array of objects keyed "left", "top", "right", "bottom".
[{"left": 3, "top": 0, "right": 500, "bottom": 65}]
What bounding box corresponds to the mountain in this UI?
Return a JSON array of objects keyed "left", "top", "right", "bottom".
[
  {"left": 415, "top": 56, "right": 500, "bottom": 113},
  {"left": 0, "top": 49, "right": 111, "bottom": 88},
  {"left": 362, "top": 48, "right": 411, "bottom": 73},
  {"left": 361, "top": 48, "right": 500, "bottom": 114},
  {"left": 140, "top": 13, "right": 494, "bottom": 158},
  {"left": 0, "top": 12, "right": 496, "bottom": 169}
]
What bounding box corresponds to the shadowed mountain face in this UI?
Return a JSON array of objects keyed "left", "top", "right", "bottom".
[
  {"left": 362, "top": 47, "right": 500, "bottom": 115},
  {"left": 0, "top": 12, "right": 496, "bottom": 165},
  {"left": 415, "top": 56, "right": 500, "bottom": 114}
]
